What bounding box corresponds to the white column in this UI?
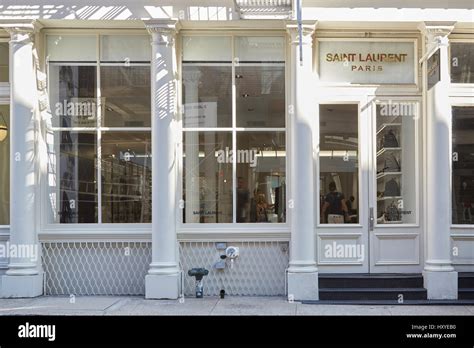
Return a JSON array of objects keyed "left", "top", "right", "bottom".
[
  {"left": 1, "top": 21, "right": 43, "bottom": 298},
  {"left": 419, "top": 22, "right": 458, "bottom": 299},
  {"left": 145, "top": 20, "right": 181, "bottom": 299},
  {"left": 286, "top": 22, "right": 319, "bottom": 301}
]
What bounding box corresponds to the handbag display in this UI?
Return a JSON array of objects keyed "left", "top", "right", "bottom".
[
  {"left": 383, "top": 129, "right": 399, "bottom": 148},
  {"left": 384, "top": 178, "right": 401, "bottom": 197},
  {"left": 383, "top": 153, "right": 401, "bottom": 172},
  {"left": 385, "top": 202, "right": 401, "bottom": 222}
]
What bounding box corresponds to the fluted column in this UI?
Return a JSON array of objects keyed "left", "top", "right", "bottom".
[
  {"left": 145, "top": 19, "right": 181, "bottom": 299},
  {"left": 419, "top": 21, "right": 458, "bottom": 299},
  {"left": 286, "top": 21, "right": 319, "bottom": 301},
  {"left": 1, "top": 20, "right": 43, "bottom": 298}
]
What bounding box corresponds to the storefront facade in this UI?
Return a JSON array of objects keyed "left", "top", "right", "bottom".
[{"left": 0, "top": 0, "right": 473, "bottom": 300}]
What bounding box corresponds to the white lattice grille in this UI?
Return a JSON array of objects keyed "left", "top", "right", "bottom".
[
  {"left": 180, "top": 241, "right": 289, "bottom": 296},
  {"left": 42, "top": 241, "right": 289, "bottom": 296},
  {"left": 42, "top": 242, "right": 151, "bottom": 295}
]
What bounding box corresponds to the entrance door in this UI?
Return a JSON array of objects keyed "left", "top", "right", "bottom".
[
  {"left": 316, "top": 96, "right": 423, "bottom": 273},
  {"left": 368, "top": 97, "right": 423, "bottom": 273}
]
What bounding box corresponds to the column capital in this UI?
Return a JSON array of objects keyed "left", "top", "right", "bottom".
[
  {"left": 418, "top": 21, "right": 456, "bottom": 45},
  {"left": 286, "top": 21, "right": 317, "bottom": 45},
  {"left": 2, "top": 20, "right": 43, "bottom": 42},
  {"left": 144, "top": 19, "right": 181, "bottom": 46},
  {"left": 182, "top": 68, "right": 202, "bottom": 86}
]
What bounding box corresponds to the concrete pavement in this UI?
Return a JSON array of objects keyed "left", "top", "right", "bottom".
[{"left": 0, "top": 296, "right": 473, "bottom": 316}]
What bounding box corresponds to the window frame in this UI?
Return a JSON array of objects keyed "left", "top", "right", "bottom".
[
  {"left": 449, "top": 38, "right": 474, "bottom": 88},
  {"left": 177, "top": 32, "right": 290, "bottom": 230},
  {"left": 0, "top": 100, "right": 10, "bottom": 229},
  {"left": 450, "top": 100, "right": 474, "bottom": 228},
  {"left": 0, "top": 37, "right": 9, "bottom": 86},
  {"left": 42, "top": 31, "right": 152, "bottom": 230}
]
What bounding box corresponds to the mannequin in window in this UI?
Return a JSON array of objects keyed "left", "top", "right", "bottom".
[{"left": 321, "top": 181, "right": 349, "bottom": 224}]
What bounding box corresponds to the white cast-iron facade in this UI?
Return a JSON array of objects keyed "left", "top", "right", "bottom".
[{"left": 0, "top": 1, "right": 473, "bottom": 300}]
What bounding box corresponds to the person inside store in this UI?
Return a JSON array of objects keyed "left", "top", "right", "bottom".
[
  {"left": 321, "top": 181, "right": 349, "bottom": 224},
  {"left": 237, "top": 177, "right": 250, "bottom": 222}
]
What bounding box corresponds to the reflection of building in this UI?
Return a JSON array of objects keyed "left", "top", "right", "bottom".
[{"left": 0, "top": 1, "right": 473, "bottom": 302}]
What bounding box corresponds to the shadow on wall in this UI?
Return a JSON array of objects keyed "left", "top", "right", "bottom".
[{"left": 0, "top": 0, "right": 236, "bottom": 21}]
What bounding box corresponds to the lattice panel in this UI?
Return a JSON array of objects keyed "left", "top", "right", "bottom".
[
  {"left": 180, "top": 241, "right": 289, "bottom": 296},
  {"left": 42, "top": 241, "right": 289, "bottom": 296},
  {"left": 42, "top": 242, "right": 151, "bottom": 295}
]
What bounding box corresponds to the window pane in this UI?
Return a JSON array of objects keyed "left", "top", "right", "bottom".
[
  {"left": 235, "top": 37, "right": 285, "bottom": 62},
  {"left": 182, "top": 36, "right": 232, "bottom": 62},
  {"left": 101, "top": 66, "right": 151, "bottom": 127},
  {"left": 56, "top": 131, "right": 97, "bottom": 223},
  {"left": 101, "top": 132, "right": 151, "bottom": 223},
  {"left": 183, "top": 132, "right": 232, "bottom": 223},
  {"left": 0, "top": 42, "right": 8, "bottom": 82},
  {"left": 375, "top": 101, "right": 417, "bottom": 224},
  {"left": 236, "top": 64, "right": 285, "bottom": 127},
  {"left": 236, "top": 132, "right": 286, "bottom": 223},
  {"left": 319, "top": 105, "right": 359, "bottom": 224},
  {"left": 451, "top": 43, "right": 474, "bottom": 83},
  {"left": 100, "top": 35, "right": 151, "bottom": 62},
  {"left": 0, "top": 105, "right": 9, "bottom": 225},
  {"left": 47, "top": 35, "right": 97, "bottom": 62},
  {"left": 49, "top": 65, "right": 97, "bottom": 128},
  {"left": 452, "top": 106, "right": 474, "bottom": 224},
  {"left": 182, "top": 65, "right": 232, "bottom": 128}
]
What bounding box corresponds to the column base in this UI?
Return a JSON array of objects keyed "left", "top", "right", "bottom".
[
  {"left": 423, "top": 270, "right": 458, "bottom": 300},
  {"left": 287, "top": 271, "right": 319, "bottom": 301},
  {"left": 1, "top": 273, "right": 43, "bottom": 298},
  {"left": 145, "top": 273, "right": 181, "bottom": 299}
]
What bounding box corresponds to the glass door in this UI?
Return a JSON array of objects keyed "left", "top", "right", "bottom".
[
  {"left": 317, "top": 98, "right": 370, "bottom": 273},
  {"left": 369, "top": 97, "right": 422, "bottom": 273}
]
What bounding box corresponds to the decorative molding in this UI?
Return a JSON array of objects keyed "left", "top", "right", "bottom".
[
  {"left": 418, "top": 21, "right": 456, "bottom": 62},
  {"left": 286, "top": 21, "right": 317, "bottom": 45},
  {"left": 235, "top": 0, "right": 292, "bottom": 19},
  {"left": 144, "top": 19, "right": 181, "bottom": 46},
  {"left": 1, "top": 20, "right": 43, "bottom": 43}
]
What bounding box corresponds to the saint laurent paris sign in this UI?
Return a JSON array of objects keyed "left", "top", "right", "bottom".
[{"left": 318, "top": 40, "right": 416, "bottom": 84}]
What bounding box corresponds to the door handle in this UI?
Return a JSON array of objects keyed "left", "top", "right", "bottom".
[{"left": 369, "top": 207, "right": 375, "bottom": 231}]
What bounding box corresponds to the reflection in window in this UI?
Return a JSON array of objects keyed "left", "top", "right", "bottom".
[
  {"left": 57, "top": 131, "right": 97, "bottom": 223},
  {"left": 319, "top": 105, "right": 359, "bottom": 224},
  {"left": 452, "top": 106, "right": 474, "bottom": 224},
  {"left": 236, "top": 132, "right": 286, "bottom": 223},
  {"left": 101, "top": 132, "right": 151, "bottom": 223},
  {"left": 0, "top": 105, "right": 9, "bottom": 225},
  {"left": 183, "top": 132, "right": 232, "bottom": 223},
  {"left": 47, "top": 35, "right": 152, "bottom": 224},
  {"left": 451, "top": 43, "right": 474, "bottom": 83},
  {"left": 182, "top": 65, "right": 232, "bottom": 128},
  {"left": 101, "top": 66, "right": 151, "bottom": 127},
  {"left": 48, "top": 65, "right": 97, "bottom": 128}
]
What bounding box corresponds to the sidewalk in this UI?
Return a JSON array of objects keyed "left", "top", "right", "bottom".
[{"left": 0, "top": 296, "right": 473, "bottom": 316}]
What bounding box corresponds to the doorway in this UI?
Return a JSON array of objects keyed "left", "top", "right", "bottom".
[{"left": 316, "top": 97, "right": 423, "bottom": 273}]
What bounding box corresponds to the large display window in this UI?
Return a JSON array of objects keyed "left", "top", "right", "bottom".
[
  {"left": 46, "top": 34, "right": 151, "bottom": 224},
  {"left": 452, "top": 106, "right": 474, "bottom": 225},
  {"left": 182, "top": 35, "right": 286, "bottom": 224}
]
